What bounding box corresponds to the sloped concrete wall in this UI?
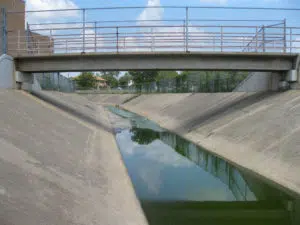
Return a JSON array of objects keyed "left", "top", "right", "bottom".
[
  {"left": 120, "top": 92, "right": 300, "bottom": 196},
  {"left": 0, "top": 90, "right": 148, "bottom": 225},
  {"left": 0, "top": 54, "right": 15, "bottom": 88}
]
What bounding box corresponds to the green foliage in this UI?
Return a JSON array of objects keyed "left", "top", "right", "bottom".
[
  {"left": 100, "top": 73, "right": 119, "bottom": 88},
  {"left": 169, "top": 71, "right": 249, "bottom": 93},
  {"left": 98, "top": 71, "right": 120, "bottom": 78},
  {"left": 128, "top": 71, "right": 159, "bottom": 91},
  {"left": 74, "top": 72, "right": 97, "bottom": 89},
  {"left": 157, "top": 71, "right": 178, "bottom": 81},
  {"left": 119, "top": 73, "right": 132, "bottom": 87}
]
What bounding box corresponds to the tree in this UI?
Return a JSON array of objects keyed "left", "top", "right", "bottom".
[
  {"left": 99, "top": 71, "right": 120, "bottom": 78},
  {"left": 156, "top": 71, "right": 178, "bottom": 81},
  {"left": 74, "top": 72, "right": 97, "bottom": 89},
  {"left": 128, "top": 71, "right": 159, "bottom": 92},
  {"left": 101, "top": 73, "right": 119, "bottom": 88},
  {"left": 119, "top": 73, "right": 132, "bottom": 87}
]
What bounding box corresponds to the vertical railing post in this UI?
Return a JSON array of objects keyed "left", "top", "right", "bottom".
[
  {"left": 82, "top": 9, "right": 86, "bottom": 53},
  {"left": 183, "top": 20, "right": 185, "bottom": 52},
  {"left": 65, "top": 40, "right": 68, "bottom": 53},
  {"left": 94, "top": 21, "right": 97, "bottom": 52},
  {"left": 283, "top": 19, "right": 287, "bottom": 53},
  {"left": 1, "top": 8, "right": 7, "bottom": 54},
  {"left": 151, "top": 27, "right": 154, "bottom": 52},
  {"left": 17, "top": 30, "right": 20, "bottom": 55},
  {"left": 49, "top": 29, "right": 53, "bottom": 54},
  {"left": 220, "top": 26, "right": 223, "bottom": 52},
  {"left": 290, "top": 28, "right": 292, "bottom": 53},
  {"left": 255, "top": 26, "right": 258, "bottom": 52},
  {"left": 185, "top": 7, "right": 189, "bottom": 53},
  {"left": 26, "top": 22, "right": 30, "bottom": 54},
  {"left": 262, "top": 25, "right": 265, "bottom": 52},
  {"left": 116, "top": 27, "right": 119, "bottom": 53}
]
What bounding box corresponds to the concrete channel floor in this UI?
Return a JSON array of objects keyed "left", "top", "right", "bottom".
[{"left": 0, "top": 89, "right": 148, "bottom": 225}]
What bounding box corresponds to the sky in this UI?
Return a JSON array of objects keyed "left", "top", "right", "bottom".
[{"left": 25, "top": 0, "right": 300, "bottom": 26}]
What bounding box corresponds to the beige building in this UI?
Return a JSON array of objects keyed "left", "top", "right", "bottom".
[
  {"left": 95, "top": 76, "right": 107, "bottom": 89},
  {"left": 1, "top": 0, "right": 53, "bottom": 56}
]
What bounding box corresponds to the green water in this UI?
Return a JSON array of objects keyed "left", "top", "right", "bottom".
[{"left": 108, "top": 106, "right": 295, "bottom": 225}]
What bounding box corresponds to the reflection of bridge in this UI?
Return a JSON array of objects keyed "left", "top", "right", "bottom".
[{"left": 159, "top": 132, "right": 283, "bottom": 201}]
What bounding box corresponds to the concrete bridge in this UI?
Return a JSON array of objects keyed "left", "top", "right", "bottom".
[
  {"left": 1, "top": 6, "right": 300, "bottom": 90},
  {"left": 7, "top": 51, "right": 298, "bottom": 92},
  {"left": 1, "top": 5, "right": 300, "bottom": 225}
]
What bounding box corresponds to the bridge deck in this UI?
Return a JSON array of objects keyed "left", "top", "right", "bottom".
[{"left": 14, "top": 52, "right": 298, "bottom": 72}]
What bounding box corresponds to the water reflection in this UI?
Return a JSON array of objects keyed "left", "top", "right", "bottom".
[
  {"left": 108, "top": 106, "right": 297, "bottom": 225},
  {"left": 109, "top": 106, "right": 288, "bottom": 202},
  {"left": 131, "top": 128, "right": 160, "bottom": 145}
]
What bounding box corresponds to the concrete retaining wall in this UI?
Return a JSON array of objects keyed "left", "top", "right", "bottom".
[
  {"left": 120, "top": 92, "right": 300, "bottom": 196},
  {"left": 234, "top": 72, "right": 280, "bottom": 92}
]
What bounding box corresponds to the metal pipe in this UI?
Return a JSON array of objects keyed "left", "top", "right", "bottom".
[
  {"left": 183, "top": 20, "right": 185, "bottom": 52},
  {"left": 50, "top": 29, "right": 53, "bottom": 53},
  {"left": 290, "top": 28, "right": 292, "bottom": 53},
  {"left": 82, "top": 9, "right": 86, "bottom": 53},
  {"left": 116, "top": 27, "right": 119, "bottom": 53},
  {"left": 17, "top": 30, "right": 20, "bottom": 55},
  {"left": 262, "top": 25, "right": 265, "bottom": 52},
  {"left": 221, "top": 26, "right": 223, "bottom": 52},
  {"left": 255, "top": 26, "right": 258, "bottom": 52},
  {"left": 283, "top": 18, "right": 287, "bottom": 52},
  {"left": 8, "top": 5, "right": 300, "bottom": 14},
  {"left": 185, "top": 7, "right": 189, "bottom": 52},
  {"left": 94, "top": 21, "right": 97, "bottom": 52}
]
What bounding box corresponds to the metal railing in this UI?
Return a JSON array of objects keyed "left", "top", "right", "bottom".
[{"left": 5, "top": 7, "right": 300, "bottom": 56}]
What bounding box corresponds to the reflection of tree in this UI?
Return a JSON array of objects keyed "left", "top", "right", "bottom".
[{"left": 131, "top": 128, "right": 160, "bottom": 145}]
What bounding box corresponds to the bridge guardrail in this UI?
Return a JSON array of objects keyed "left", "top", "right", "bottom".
[{"left": 5, "top": 6, "right": 300, "bottom": 56}]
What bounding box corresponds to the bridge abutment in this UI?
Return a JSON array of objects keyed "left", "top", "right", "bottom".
[
  {"left": 0, "top": 54, "right": 15, "bottom": 89},
  {"left": 234, "top": 72, "right": 283, "bottom": 92},
  {"left": 15, "top": 71, "right": 34, "bottom": 91}
]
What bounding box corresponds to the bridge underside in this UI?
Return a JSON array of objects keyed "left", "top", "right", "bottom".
[{"left": 14, "top": 52, "right": 297, "bottom": 72}]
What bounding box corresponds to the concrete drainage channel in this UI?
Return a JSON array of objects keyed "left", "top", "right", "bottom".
[{"left": 107, "top": 106, "right": 299, "bottom": 225}]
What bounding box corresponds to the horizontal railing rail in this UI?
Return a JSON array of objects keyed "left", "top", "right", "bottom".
[{"left": 5, "top": 7, "right": 300, "bottom": 56}]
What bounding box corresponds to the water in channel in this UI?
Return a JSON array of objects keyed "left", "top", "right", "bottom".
[{"left": 107, "top": 106, "right": 296, "bottom": 225}]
